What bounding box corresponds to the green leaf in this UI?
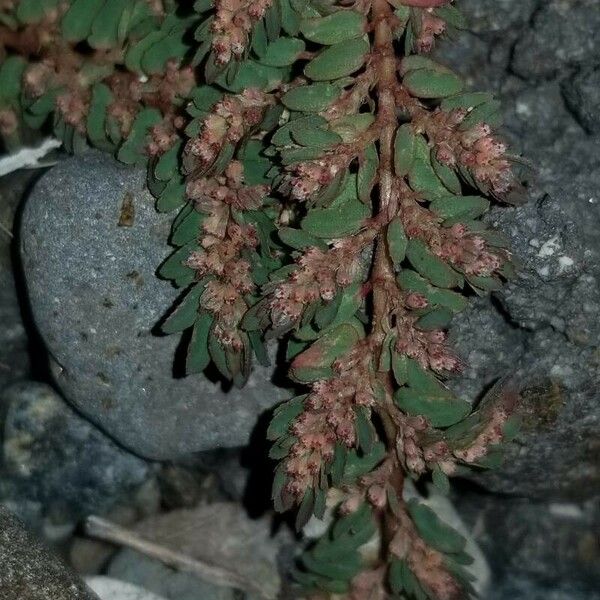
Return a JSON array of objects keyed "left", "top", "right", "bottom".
[
  {"left": 432, "top": 155, "right": 462, "bottom": 195},
  {"left": 327, "top": 283, "right": 363, "bottom": 330},
  {"left": 387, "top": 217, "right": 408, "bottom": 267},
  {"left": 158, "top": 241, "right": 196, "bottom": 287},
  {"left": 394, "top": 387, "right": 471, "bottom": 428},
  {"left": 408, "top": 156, "right": 450, "bottom": 200},
  {"left": 272, "top": 114, "right": 328, "bottom": 146},
  {"left": 117, "top": 107, "right": 162, "bottom": 165},
  {"left": 208, "top": 328, "right": 230, "bottom": 379},
  {"left": 125, "top": 30, "right": 165, "bottom": 71},
  {"left": 296, "top": 488, "right": 316, "bottom": 531},
  {"left": 406, "top": 239, "right": 462, "bottom": 289},
  {"left": 342, "top": 442, "right": 386, "bottom": 482},
  {"left": 292, "top": 126, "right": 342, "bottom": 148},
  {"left": 61, "top": 0, "right": 105, "bottom": 42},
  {"left": 416, "top": 306, "right": 454, "bottom": 330},
  {"left": 394, "top": 124, "right": 416, "bottom": 177},
  {"left": 279, "top": 0, "right": 300, "bottom": 35},
  {"left": 264, "top": 2, "right": 282, "bottom": 41},
  {"left": 258, "top": 37, "right": 305, "bottom": 67},
  {"left": 301, "top": 176, "right": 370, "bottom": 238},
  {"left": 441, "top": 91, "right": 493, "bottom": 112},
  {"left": 171, "top": 207, "right": 203, "bottom": 246},
  {"left": 354, "top": 407, "right": 375, "bottom": 453},
  {"left": 357, "top": 143, "right": 379, "bottom": 203},
  {"left": 141, "top": 27, "right": 191, "bottom": 73},
  {"left": 432, "top": 465, "right": 450, "bottom": 494},
  {"left": 392, "top": 352, "right": 409, "bottom": 386},
  {"left": 459, "top": 99, "right": 503, "bottom": 130},
  {"left": 162, "top": 283, "right": 204, "bottom": 334},
  {"left": 186, "top": 311, "right": 213, "bottom": 373},
  {"left": 88, "top": 0, "right": 128, "bottom": 49},
  {"left": 16, "top": 0, "right": 59, "bottom": 24},
  {"left": 302, "top": 551, "right": 362, "bottom": 581},
  {"left": 269, "top": 434, "right": 297, "bottom": 459},
  {"left": 281, "top": 83, "right": 340, "bottom": 112},
  {"left": 304, "top": 37, "right": 369, "bottom": 81},
  {"left": 433, "top": 196, "right": 490, "bottom": 222},
  {"left": 278, "top": 227, "right": 327, "bottom": 250},
  {"left": 408, "top": 500, "right": 467, "bottom": 554},
  {"left": 155, "top": 141, "right": 182, "bottom": 181},
  {"left": 0, "top": 57, "right": 26, "bottom": 104},
  {"left": 466, "top": 274, "right": 503, "bottom": 293},
  {"left": 268, "top": 395, "right": 306, "bottom": 441},
  {"left": 329, "top": 113, "right": 375, "bottom": 143},
  {"left": 156, "top": 176, "right": 186, "bottom": 213},
  {"left": 403, "top": 69, "right": 464, "bottom": 99},
  {"left": 300, "top": 11, "right": 366, "bottom": 45},
  {"left": 398, "top": 269, "right": 467, "bottom": 312},
  {"left": 290, "top": 323, "right": 361, "bottom": 383},
  {"left": 434, "top": 5, "right": 468, "bottom": 29},
  {"left": 86, "top": 83, "right": 113, "bottom": 145}
]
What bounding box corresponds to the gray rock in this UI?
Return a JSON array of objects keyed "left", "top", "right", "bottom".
[
  {"left": 0, "top": 505, "right": 99, "bottom": 600},
  {"left": 0, "top": 169, "right": 36, "bottom": 390},
  {"left": 511, "top": 0, "right": 600, "bottom": 80},
  {"left": 107, "top": 549, "right": 234, "bottom": 600},
  {"left": 86, "top": 577, "right": 168, "bottom": 600},
  {"left": 441, "top": 0, "right": 600, "bottom": 501},
  {"left": 0, "top": 381, "right": 150, "bottom": 528},
  {"left": 20, "top": 150, "right": 286, "bottom": 459},
  {"left": 458, "top": 0, "right": 537, "bottom": 34},
  {"left": 456, "top": 493, "right": 600, "bottom": 599},
  {"left": 562, "top": 67, "right": 600, "bottom": 134}
]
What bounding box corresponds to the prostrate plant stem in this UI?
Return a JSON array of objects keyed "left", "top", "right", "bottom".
[{"left": 0, "top": 1, "right": 525, "bottom": 597}]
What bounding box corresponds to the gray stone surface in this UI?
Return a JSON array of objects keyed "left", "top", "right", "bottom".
[
  {"left": 511, "top": 0, "right": 600, "bottom": 80},
  {"left": 0, "top": 381, "right": 150, "bottom": 528},
  {"left": 0, "top": 505, "right": 99, "bottom": 600},
  {"left": 0, "top": 170, "right": 35, "bottom": 390},
  {"left": 441, "top": 1, "right": 600, "bottom": 597},
  {"left": 457, "top": 493, "right": 600, "bottom": 599},
  {"left": 107, "top": 549, "right": 234, "bottom": 600},
  {"left": 439, "top": 0, "right": 600, "bottom": 501},
  {"left": 562, "top": 66, "right": 600, "bottom": 134},
  {"left": 20, "top": 150, "right": 286, "bottom": 459}
]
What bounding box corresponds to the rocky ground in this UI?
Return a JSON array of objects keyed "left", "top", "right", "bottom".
[{"left": 1, "top": 0, "right": 599, "bottom": 599}]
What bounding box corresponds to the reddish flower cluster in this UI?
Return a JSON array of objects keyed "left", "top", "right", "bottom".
[
  {"left": 184, "top": 89, "right": 271, "bottom": 171},
  {"left": 453, "top": 403, "right": 508, "bottom": 463},
  {"left": 107, "top": 62, "right": 195, "bottom": 137},
  {"left": 191, "top": 224, "right": 258, "bottom": 349},
  {"left": 284, "top": 341, "right": 376, "bottom": 499},
  {"left": 390, "top": 509, "right": 463, "bottom": 600},
  {"left": 421, "top": 108, "right": 514, "bottom": 197},
  {"left": 400, "top": 414, "right": 457, "bottom": 476},
  {"left": 415, "top": 10, "right": 447, "bottom": 53},
  {"left": 212, "top": 0, "right": 273, "bottom": 64},
  {"left": 187, "top": 159, "right": 268, "bottom": 236},
  {"left": 399, "top": 200, "right": 505, "bottom": 278},
  {"left": 435, "top": 223, "right": 503, "bottom": 277},
  {"left": 185, "top": 161, "right": 268, "bottom": 348},
  {"left": 285, "top": 151, "right": 354, "bottom": 200},
  {"left": 407, "top": 541, "right": 463, "bottom": 600},
  {"left": 395, "top": 319, "right": 461, "bottom": 373},
  {"left": 0, "top": 108, "right": 18, "bottom": 136},
  {"left": 269, "top": 231, "right": 374, "bottom": 328}
]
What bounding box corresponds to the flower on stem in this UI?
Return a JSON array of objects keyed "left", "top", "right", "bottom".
[
  {"left": 212, "top": 0, "right": 274, "bottom": 64},
  {"left": 420, "top": 108, "right": 515, "bottom": 198},
  {"left": 184, "top": 89, "right": 271, "bottom": 171},
  {"left": 284, "top": 341, "right": 377, "bottom": 501},
  {"left": 268, "top": 231, "right": 374, "bottom": 329}
]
